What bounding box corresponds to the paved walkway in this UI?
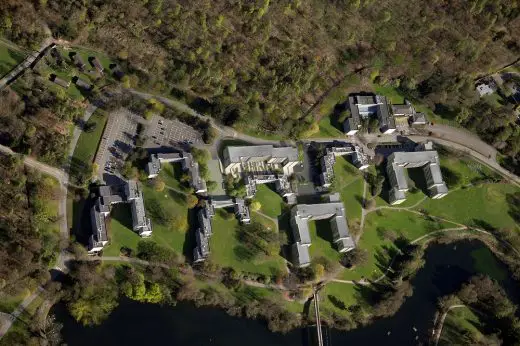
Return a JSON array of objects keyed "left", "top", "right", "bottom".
[{"left": 432, "top": 304, "right": 466, "bottom": 345}]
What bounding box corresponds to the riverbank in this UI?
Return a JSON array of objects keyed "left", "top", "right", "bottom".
[{"left": 48, "top": 239, "right": 518, "bottom": 346}]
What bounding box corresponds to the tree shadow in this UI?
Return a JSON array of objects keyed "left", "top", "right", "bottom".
[
  {"left": 471, "top": 219, "right": 496, "bottom": 232},
  {"left": 328, "top": 295, "right": 347, "bottom": 310},
  {"left": 234, "top": 244, "right": 255, "bottom": 262},
  {"left": 354, "top": 194, "right": 364, "bottom": 206},
  {"left": 167, "top": 188, "right": 187, "bottom": 205},
  {"left": 506, "top": 192, "right": 520, "bottom": 224}
]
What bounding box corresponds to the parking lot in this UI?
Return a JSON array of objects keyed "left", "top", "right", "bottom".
[
  {"left": 144, "top": 114, "right": 203, "bottom": 148},
  {"left": 94, "top": 108, "right": 142, "bottom": 180}
]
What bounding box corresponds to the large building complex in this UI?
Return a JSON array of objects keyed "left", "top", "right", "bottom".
[
  {"left": 146, "top": 151, "right": 207, "bottom": 194},
  {"left": 89, "top": 181, "right": 152, "bottom": 253},
  {"left": 290, "top": 194, "right": 355, "bottom": 267},
  {"left": 319, "top": 142, "right": 369, "bottom": 187},
  {"left": 222, "top": 145, "right": 301, "bottom": 203},
  {"left": 343, "top": 94, "right": 396, "bottom": 135},
  {"left": 386, "top": 142, "right": 449, "bottom": 205}
]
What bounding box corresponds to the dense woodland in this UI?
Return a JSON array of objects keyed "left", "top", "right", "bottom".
[
  {"left": 0, "top": 74, "right": 83, "bottom": 166},
  {"left": 0, "top": 154, "right": 61, "bottom": 305},
  {"left": 1, "top": 1, "right": 520, "bottom": 156}
]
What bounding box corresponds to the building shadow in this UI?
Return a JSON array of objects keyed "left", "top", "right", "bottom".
[{"left": 314, "top": 219, "right": 336, "bottom": 251}]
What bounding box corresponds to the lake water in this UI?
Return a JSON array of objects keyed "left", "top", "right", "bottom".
[{"left": 54, "top": 240, "right": 517, "bottom": 346}]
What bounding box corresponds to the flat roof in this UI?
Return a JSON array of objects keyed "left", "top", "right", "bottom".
[{"left": 224, "top": 145, "right": 298, "bottom": 163}]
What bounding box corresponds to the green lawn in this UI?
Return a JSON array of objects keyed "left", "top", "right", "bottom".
[
  {"left": 308, "top": 220, "right": 343, "bottom": 263},
  {"left": 439, "top": 306, "right": 483, "bottom": 346},
  {"left": 141, "top": 183, "right": 189, "bottom": 255},
  {"left": 319, "top": 282, "right": 359, "bottom": 319},
  {"left": 103, "top": 182, "right": 190, "bottom": 256},
  {"left": 0, "top": 41, "right": 25, "bottom": 76},
  {"left": 416, "top": 183, "right": 519, "bottom": 231},
  {"left": 372, "top": 83, "right": 405, "bottom": 104},
  {"left": 210, "top": 211, "right": 286, "bottom": 276},
  {"left": 71, "top": 110, "right": 108, "bottom": 164},
  {"left": 340, "top": 209, "right": 457, "bottom": 281},
  {"left": 159, "top": 162, "right": 185, "bottom": 191},
  {"left": 315, "top": 115, "right": 345, "bottom": 138},
  {"left": 103, "top": 204, "right": 140, "bottom": 256},
  {"left": 332, "top": 156, "right": 364, "bottom": 224},
  {"left": 254, "top": 184, "right": 283, "bottom": 219}
]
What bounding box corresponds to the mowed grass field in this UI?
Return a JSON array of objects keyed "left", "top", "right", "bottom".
[
  {"left": 72, "top": 110, "right": 108, "bottom": 164},
  {"left": 332, "top": 156, "right": 365, "bottom": 224},
  {"left": 254, "top": 184, "right": 284, "bottom": 219},
  {"left": 103, "top": 181, "right": 190, "bottom": 257},
  {"left": 209, "top": 209, "right": 287, "bottom": 276}
]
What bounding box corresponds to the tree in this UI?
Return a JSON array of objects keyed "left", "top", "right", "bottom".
[
  {"left": 170, "top": 215, "right": 188, "bottom": 232},
  {"left": 341, "top": 249, "right": 369, "bottom": 268},
  {"left": 185, "top": 194, "right": 198, "bottom": 208},
  {"left": 236, "top": 222, "right": 279, "bottom": 259},
  {"left": 154, "top": 177, "right": 165, "bottom": 192},
  {"left": 250, "top": 200, "right": 261, "bottom": 211}
]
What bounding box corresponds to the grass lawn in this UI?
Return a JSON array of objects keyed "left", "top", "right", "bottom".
[
  {"left": 332, "top": 156, "right": 365, "bottom": 223},
  {"left": 210, "top": 211, "right": 287, "bottom": 276},
  {"left": 340, "top": 209, "right": 457, "bottom": 281},
  {"left": 416, "top": 183, "right": 519, "bottom": 230},
  {"left": 159, "top": 162, "right": 185, "bottom": 191},
  {"left": 372, "top": 83, "right": 405, "bottom": 104},
  {"left": 439, "top": 306, "right": 482, "bottom": 346},
  {"left": 103, "top": 204, "right": 140, "bottom": 256},
  {"left": 233, "top": 285, "right": 303, "bottom": 314},
  {"left": 0, "top": 41, "right": 25, "bottom": 76},
  {"left": 470, "top": 247, "right": 507, "bottom": 282},
  {"left": 308, "top": 220, "right": 343, "bottom": 263},
  {"left": 103, "top": 182, "right": 190, "bottom": 256},
  {"left": 71, "top": 110, "right": 108, "bottom": 164},
  {"left": 252, "top": 211, "right": 278, "bottom": 231},
  {"left": 315, "top": 115, "right": 345, "bottom": 138},
  {"left": 142, "top": 183, "right": 189, "bottom": 255},
  {"left": 254, "top": 184, "right": 283, "bottom": 219},
  {"left": 318, "top": 282, "right": 359, "bottom": 319}
]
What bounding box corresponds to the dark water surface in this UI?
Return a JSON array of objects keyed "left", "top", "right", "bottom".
[{"left": 54, "top": 240, "right": 517, "bottom": 346}]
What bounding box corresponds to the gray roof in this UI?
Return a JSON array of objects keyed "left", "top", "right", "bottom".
[
  {"left": 291, "top": 242, "right": 311, "bottom": 267},
  {"left": 157, "top": 153, "right": 183, "bottom": 162},
  {"left": 377, "top": 102, "right": 395, "bottom": 130},
  {"left": 345, "top": 96, "right": 361, "bottom": 133},
  {"left": 234, "top": 198, "right": 251, "bottom": 223},
  {"left": 98, "top": 185, "right": 112, "bottom": 196},
  {"left": 391, "top": 104, "right": 414, "bottom": 116},
  {"left": 52, "top": 77, "right": 70, "bottom": 88},
  {"left": 412, "top": 112, "right": 427, "bottom": 124},
  {"left": 224, "top": 145, "right": 298, "bottom": 163},
  {"left": 75, "top": 78, "right": 91, "bottom": 90},
  {"left": 89, "top": 199, "right": 108, "bottom": 244},
  {"left": 198, "top": 208, "right": 213, "bottom": 236},
  {"left": 387, "top": 149, "right": 448, "bottom": 202},
  {"left": 355, "top": 95, "right": 378, "bottom": 105},
  {"left": 72, "top": 54, "right": 85, "bottom": 67},
  {"left": 91, "top": 57, "right": 104, "bottom": 71},
  {"left": 290, "top": 202, "right": 353, "bottom": 248}
]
